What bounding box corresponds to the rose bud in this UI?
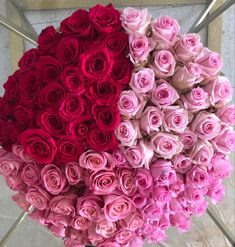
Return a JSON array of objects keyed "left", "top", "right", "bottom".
[
  {"left": 115, "top": 229, "right": 135, "bottom": 245},
  {"left": 169, "top": 174, "right": 185, "bottom": 197},
  {"left": 71, "top": 216, "right": 91, "bottom": 230},
  {"left": 170, "top": 213, "right": 191, "bottom": 233},
  {"left": 186, "top": 166, "right": 209, "bottom": 188},
  {"left": 207, "top": 181, "right": 225, "bottom": 204},
  {"left": 120, "top": 211, "right": 144, "bottom": 231},
  {"left": 0, "top": 152, "right": 22, "bottom": 176},
  {"left": 152, "top": 186, "right": 171, "bottom": 205},
  {"left": 65, "top": 162, "right": 84, "bottom": 185},
  {"left": 95, "top": 219, "right": 117, "bottom": 238},
  {"left": 136, "top": 167, "right": 153, "bottom": 195},
  {"left": 217, "top": 104, "right": 235, "bottom": 125},
  {"left": 172, "top": 154, "right": 192, "bottom": 174},
  {"left": 179, "top": 128, "right": 198, "bottom": 150},
  {"left": 142, "top": 200, "right": 163, "bottom": 220}
]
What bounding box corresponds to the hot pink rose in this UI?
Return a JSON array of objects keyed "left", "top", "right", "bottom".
[
  {"left": 186, "top": 166, "right": 209, "bottom": 188},
  {"left": 136, "top": 167, "right": 153, "bottom": 195},
  {"left": 4, "top": 173, "right": 25, "bottom": 191},
  {"left": 172, "top": 154, "right": 192, "bottom": 173},
  {"left": 12, "top": 193, "right": 31, "bottom": 211},
  {"left": 0, "top": 152, "right": 23, "bottom": 175},
  {"left": 217, "top": 104, "right": 235, "bottom": 125},
  {"left": 158, "top": 214, "right": 171, "bottom": 230},
  {"left": 65, "top": 162, "right": 84, "bottom": 185},
  {"left": 170, "top": 213, "right": 191, "bottom": 232},
  {"left": 12, "top": 144, "right": 34, "bottom": 162},
  {"left": 88, "top": 225, "right": 104, "bottom": 244},
  {"left": 174, "top": 34, "right": 202, "bottom": 63},
  {"left": 147, "top": 228, "right": 167, "bottom": 243},
  {"left": 142, "top": 200, "right": 163, "bottom": 220},
  {"left": 184, "top": 186, "right": 205, "bottom": 205},
  {"left": 207, "top": 181, "right": 225, "bottom": 204},
  {"left": 130, "top": 68, "right": 155, "bottom": 94},
  {"left": 151, "top": 50, "right": 176, "bottom": 78},
  {"left": 152, "top": 186, "right": 171, "bottom": 205},
  {"left": 179, "top": 128, "right": 198, "bottom": 150},
  {"left": 21, "top": 162, "right": 41, "bottom": 186},
  {"left": 116, "top": 168, "right": 136, "bottom": 196},
  {"left": 190, "top": 112, "right": 221, "bottom": 140},
  {"left": 189, "top": 200, "right": 208, "bottom": 216},
  {"left": 71, "top": 216, "right": 91, "bottom": 230},
  {"left": 120, "top": 211, "right": 144, "bottom": 231},
  {"left": 115, "top": 229, "right": 135, "bottom": 244},
  {"left": 132, "top": 193, "right": 147, "bottom": 208},
  {"left": 96, "top": 219, "right": 117, "bottom": 238}
]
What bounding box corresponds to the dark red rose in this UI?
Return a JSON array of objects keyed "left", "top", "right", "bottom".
[
  {"left": 18, "top": 129, "right": 57, "bottom": 164},
  {"left": 88, "top": 127, "right": 118, "bottom": 151},
  {"left": 0, "top": 97, "right": 11, "bottom": 118},
  {"left": 38, "top": 83, "right": 66, "bottom": 109},
  {"left": 103, "top": 31, "right": 128, "bottom": 56},
  {"left": 80, "top": 48, "right": 112, "bottom": 79},
  {"left": 37, "top": 110, "right": 65, "bottom": 137},
  {"left": 0, "top": 119, "right": 8, "bottom": 143},
  {"left": 89, "top": 4, "right": 121, "bottom": 33},
  {"left": 18, "top": 48, "right": 38, "bottom": 71},
  {"left": 92, "top": 104, "right": 120, "bottom": 131},
  {"left": 36, "top": 56, "right": 62, "bottom": 84},
  {"left": 37, "top": 26, "right": 60, "bottom": 54},
  {"left": 60, "top": 9, "right": 94, "bottom": 40},
  {"left": 13, "top": 105, "right": 33, "bottom": 131},
  {"left": 61, "top": 67, "right": 85, "bottom": 94},
  {"left": 3, "top": 75, "right": 19, "bottom": 103},
  {"left": 59, "top": 95, "right": 85, "bottom": 121}
]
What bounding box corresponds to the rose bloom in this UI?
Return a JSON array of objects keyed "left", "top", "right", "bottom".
[
  {"left": 140, "top": 106, "right": 163, "bottom": 134},
  {"left": 95, "top": 219, "right": 117, "bottom": 238},
  {"left": 172, "top": 154, "right": 192, "bottom": 174},
  {"left": 151, "top": 50, "right": 176, "bottom": 78},
  {"left": 0, "top": 152, "right": 22, "bottom": 176},
  {"left": 104, "top": 194, "right": 133, "bottom": 222},
  {"left": 4, "top": 173, "right": 25, "bottom": 191},
  {"left": 152, "top": 15, "right": 180, "bottom": 48},
  {"left": 207, "top": 181, "right": 225, "bottom": 204},
  {"left": 136, "top": 167, "right": 153, "bottom": 195},
  {"left": 169, "top": 174, "right": 185, "bottom": 197},
  {"left": 118, "top": 90, "right": 142, "bottom": 117},
  {"left": 150, "top": 160, "right": 176, "bottom": 186},
  {"left": 71, "top": 216, "right": 91, "bottom": 230},
  {"left": 65, "top": 162, "right": 84, "bottom": 185},
  {"left": 121, "top": 7, "right": 151, "bottom": 34},
  {"left": 186, "top": 166, "right": 209, "bottom": 188},
  {"left": 179, "top": 128, "right": 197, "bottom": 150},
  {"left": 148, "top": 229, "right": 167, "bottom": 243},
  {"left": 184, "top": 186, "right": 205, "bottom": 205},
  {"left": 203, "top": 76, "right": 233, "bottom": 106},
  {"left": 151, "top": 132, "right": 183, "bottom": 159},
  {"left": 170, "top": 213, "right": 191, "bottom": 233},
  {"left": 174, "top": 33, "right": 202, "bottom": 63},
  {"left": 48, "top": 225, "right": 67, "bottom": 238},
  {"left": 120, "top": 211, "right": 144, "bottom": 231},
  {"left": 171, "top": 63, "right": 203, "bottom": 90},
  {"left": 132, "top": 193, "right": 147, "bottom": 209},
  {"left": 130, "top": 68, "right": 155, "bottom": 94},
  {"left": 12, "top": 144, "right": 34, "bottom": 163},
  {"left": 190, "top": 112, "right": 221, "bottom": 140},
  {"left": 142, "top": 200, "right": 163, "bottom": 220},
  {"left": 217, "top": 104, "right": 235, "bottom": 125},
  {"left": 12, "top": 193, "right": 31, "bottom": 212},
  {"left": 21, "top": 162, "right": 41, "bottom": 186},
  {"left": 158, "top": 214, "right": 171, "bottom": 230},
  {"left": 152, "top": 186, "right": 171, "bottom": 205},
  {"left": 115, "top": 229, "right": 135, "bottom": 244},
  {"left": 112, "top": 148, "right": 129, "bottom": 168}
]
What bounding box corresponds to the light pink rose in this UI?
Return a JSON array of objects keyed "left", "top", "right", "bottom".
[
  {"left": 120, "top": 211, "right": 144, "bottom": 231},
  {"left": 150, "top": 160, "right": 176, "bottom": 186},
  {"left": 151, "top": 50, "right": 176, "bottom": 78},
  {"left": 130, "top": 68, "right": 155, "bottom": 94},
  {"left": 169, "top": 174, "right": 185, "bottom": 197},
  {"left": 203, "top": 76, "right": 233, "bottom": 106},
  {"left": 0, "top": 152, "right": 23, "bottom": 175},
  {"left": 48, "top": 225, "right": 67, "bottom": 238},
  {"left": 12, "top": 144, "right": 34, "bottom": 162},
  {"left": 112, "top": 148, "right": 129, "bottom": 168},
  {"left": 171, "top": 63, "right": 203, "bottom": 90},
  {"left": 184, "top": 186, "right": 205, "bottom": 205},
  {"left": 151, "top": 81, "right": 179, "bottom": 107},
  {"left": 207, "top": 181, "right": 225, "bottom": 204},
  {"left": 71, "top": 216, "right": 91, "bottom": 230},
  {"left": 190, "top": 140, "right": 214, "bottom": 166},
  {"left": 136, "top": 167, "right": 153, "bottom": 195},
  {"left": 174, "top": 34, "right": 202, "bottom": 63},
  {"left": 179, "top": 128, "right": 198, "bottom": 150},
  {"left": 115, "top": 229, "right": 135, "bottom": 244},
  {"left": 152, "top": 16, "right": 180, "bottom": 48},
  {"left": 195, "top": 47, "right": 223, "bottom": 77},
  {"left": 25, "top": 186, "right": 50, "bottom": 210},
  {"left": 151, "top": 132, "right": 183, "bottom": 159},
  {"left": 41, "top": 164, "right": 68, "bottom": 195},
  {"left": 140, "top": 106, "right": 163, "bottom": 134},
  {"left": 170, "top": 213, "right": 191, "bottom": 232},
  {"left": 152, "top": 186, "right": 171, "bottom": 205},
  {"left": 181, "top": 87, "right": 209, "bottom": 113},
  {"left": 95, "top": 219, "right": 117, "bottom": 238},
  {"left": 163, "top": 107, "right": 189, "bottom": 133},
  {"left": 217, "top": 104, "right": 235, "bottom": 125},
  {"left": 21, "top": 163, "right": 41, "bottom": 185},
  {"left": 186, "top": 166, "right": 209, "bottom": 188},
  {"left": 132, "top": 193, "right": 147, "bottom": 208},
  {"left": 4, "top": 173, "right": 25, "bottom": 191},
  {"left": 172, "top": 154, "right": 192, "bottom": 173},
  {"left": 50, "top": 195, "right": 76, "bottom": 216},
  {"left": 121, "top": 7, "right": 151, "bottom": 34},
  {"left": 65, "top": 162, "right": 84, "bottom": 185},
  {"left": 143, "top": 200, "right": 163, "bottom": 220},
  {"left": 147, "top": 228, "right": 167, "bottom": 243},
  {"left": 190, "top": 112, "right": 221, "bottom": 140},
  {"left": 12, "top": 193, "right": 31, "bottom": 212},
  {"left": 104, "top": 194, "right": 133, "bottom": 222}
]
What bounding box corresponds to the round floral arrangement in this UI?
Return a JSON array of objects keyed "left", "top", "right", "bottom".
[{"left": 0, "top": 4, "right": 234, "bottom": 247}]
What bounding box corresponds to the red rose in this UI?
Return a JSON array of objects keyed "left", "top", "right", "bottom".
[
  {"left": 18, "top": 48, "right": 38, "bottom": 71},
  {"left": 0, "top": 119, "right": 8, "bottom": 143},
  {"left": 89, "top": 4, "right": 121, "bottom": 33},
  {"left": 36, "top": 56, "right": 62, "bottom": 84},
  {"left": 13, "top": 105, "right": 33, "bottom": 131},
  {"left": 5, "top": 121, "right": 19, "bottom": 148},
  {"left": 0, "top": 97, "right": 11, "bottom": 118},
  {"left": 92, "top": 104, "right": 120, "bottom": 131},
  {"left": 3, "top": 75, "right": 19, "bottom": 103},
  {"left": 18, "top": 129, "right": 57, "bottom": 164}
]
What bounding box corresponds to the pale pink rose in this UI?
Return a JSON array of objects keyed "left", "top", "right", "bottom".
[
  {"left": 48, "top": 225, "right": 67, "bottom": 238},
  {"left": 169, "top": 174, "right": 185, "bottom": 197},
  {"left": 150, "top": 159, "right": 176, "bottom": 186},
  {"left": 121, "top": 7, "right": 151, "bottom": 34},
  {"left": 172, "top": 154, "right": 192, "bottom": 173},
  {"left": 130, "top": 68, "right": 155, "bottom": 94},
  {"left": 181, "top": 87, "right": 209, "bottom": 113},
  {"left": 152, "top": 186, "right": 171, "bottom": 205},
  {"left": 203, "top": 76, "right": 233, "bottom": 106},
  {"left": 186, "top": 166, "right": 209, "bottom": 188},
  {"left": 143, "top": 200, "right": 163, "bottom": 220},
  {"left": 179, "top": 128, "right": 198, "bottom": 150},
  {"left": 207, "top": 181, "right": 225, "bottom": 204},
  {"left": 190, "top": 112, "right": 221, "bottom": 140},
  {"left": 90, "top": 170, "right": 117, "bottom": 194},
  {"left": 0, "top": 152, "right": 23, "bottom": 175},
  {"left": 136, "top": 167, "right": 153, "bottom": 195},
  {"left": 41, "top": 164, "right": 68, "bottom": 195},
  {"left": 26, "top": 186, "right": 50, "bottom": 210},
  {"left": 151, "top": 81, "right": 179, "bottom": 107},
  {"left": 151, "top": 132, "right": 183, "bottom": 159},
  {"left": 190, "top": 140, "right": 214, "bottom": 166},
  {"left": 151, "top": 50, "right": 176, "bottom": 78},
  {"left": 195, "top": 47, "right": 223, "bottom": 77},
  {"left": 96, "top": 219, "right": 117, "bottom": 238},
  {"left": 47, "top": 211, "right": 71, "bottom": 228},
  {"left": 4, "top": 173, "right": 25, "bottom": 191},
  {"left": 189, "top": 200, "right": 208, "bottom": 216},
  {"left": 159, "top": 214, "right": 171, "bottom": 230},
  {"left": 115, "top": 229, "right": 135, "bottom": 244},
  {"left": 21, "top": 163, "right": 41, "bottom": 185},
  {"left": 170, "top": 213, "right": 191, "bottom": 232},
  {"left": 112, "top": 148, "right": 129, "bottom": 168},
  {"left": 163, "top": 107, "right": 188, "bottom": 133},
  {"left": 71, "top": 216, "right": 91, "bottom": 230},
  {"left": 152, "top": 15, "right": 180, "bottom": 48},
  {"left": 118, "top": 90, "right": 142, "bottom": 117},
  {"left": 65, "top": 162, "right": 84, "bottom": 185},
  {"left": 12, "top": 144, "right": 34, "bottom": 162},
  {"left": 140, "top": 106, "right": 163, "bottom": 134},
  {"left": 174, "top": 34, "right": 202, "bottom": 63},
  {"left": 132, "top": 193, "right": 147, "bottom": 208},
  {"left": 12, "top": 193, "right": 31, "bottom": 212},
  {"left": 104, "top": 194, "right": 133, "bottom": 222},
  {"left": 171, "top": 63, "right": 203, "bottom": 90},
  {"left": 147, "top": 228, "right": 167, "bottom": 243},
  {"left": 184, "top": 186, "right": 205, "bottom": 205},
  {"left": 217, "top": 104, "right": 235, "bottom": 125},
  {"left": 120, "top": 211, "right": 144, "bottom": 231},
  {"left": 76, "top": 195, "right": 103, "bottom": 222}
]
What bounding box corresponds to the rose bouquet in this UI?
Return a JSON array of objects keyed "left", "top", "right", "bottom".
[{"left": 0, "top": 4, "right": 234, "bottom": 247}]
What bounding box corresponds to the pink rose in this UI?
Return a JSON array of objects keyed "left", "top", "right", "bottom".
[
  {"left": 95, "top": 219, "right": 117, "bottom": 238},
  {"left": 64, "top": 238, "right": 84, "bottom": 247},
  {"left": 171, "top": 63, "right": 203, "bottom": 90},
  {"left": 132, "top": 193, "right": 147, "bottom": 208},
  {"left": 170, "top": 213, "right": 191, "bottom": 232},
  {"left": 159, "top": 214, "right": 171, "bottom": 230},
  {"left": 207, "top": 181, "right": 225, "bottom": 204},
  {"left": 136, "top": 167, "right": 153, "bottom": 195},
  {"left": 151, "top": 132, "right": 183, "bottom": 159},
  {"left": 179, "top": 128, "right": 197, "bottom": 150},
  {"left": 172, "top": 154, "right": 192, "bottom": 173},
  {"left": 97, "top": 242, "right": 120, "bottom": 247},
  {"left": 41, "top": 164, "right": 68, "bottom": 195},
  {"left": 168, "top": 198, "right": 183, "bottom": 214},
  {"left": 130, "top": 68, "right": 155, "bottom": 94},
  {"left": 47, "top": 211, "right": 70, "bottom": 228},
  {"left": 21, "top": 163, "right": 41, "bottom": 185},
  {"left": 190, "top": 112, "right": 221, "bottom": 140},
  {"left": 217, "top": 104, "right": 235, "bottom": 125},
  {"left": 128, "top": 236, "right": 144, "bottom": 247},
  {"left": 68, "top": 228, "right": 88, "bottom": 244},
  {"left": 151, "top": 50, "right": 176, "bottom": 78},
  {"left": 88, "top": 225, "right": 104, "bottom": 244},
  {"left": 189, "top": 200, "right": 208, "bottom": 216},
  {"left": 181, "top": 87, "right": 209, "bottom": 113},
  {"left": 0, "top": 152, "right": 23, "bottom": 175},
  {"left": 195, "top": 47, "right": 223, "bottom": 77},
  {"left": 140, "top": 106, "right": 163, "bottom": 134},
  {"left": 147, "top": 228, "right": 167, "bottom": 243},
  {"left": 184, "top": 186, "right": 205, "bottom": 205},
  {"left": 203, "top": 76, "right": 233, "bottom": 106},
  {"left": 112, "top": 148, "right": 129, "bottom": 168},
  {"left": 151, "top": 81, "right": 179, "bottom": 107},
  {"left": 115, "top": 229, "right": 135, "bottom": 244},
  {"left": 12, "top": 144, "right": 34, "bottom": 162},
  {"left": 104, "top": 194, "right": 133, "bottom": 222},
  {"left": 65, "top": 162, "right": 84, "bottom": 185},
  {"left": 174, "top": 34, "right": 202, "bottom": 63},
  {"left": 50, "top": 195, "right": 76, "bottom": 216},
  {"left": 120, "top": 211, "right": 144, "bottom": 231},
  {"left": 150, "top": 160, "right": 176, "bottom": 186},
  {"left": 169, "top": 174, "right": 185, "bottom": 197},
  {"left": 142, "top": 200, "right": 163, "bottom": 220},
  {"left": 152, "top": 186, "right": 171, "bottom": 205},
  {"left": 121, "top": 7, "right": 151, "bottom": 34},
  {"left": 48, "top": 225, "right": 67, "bottom": 238},
  {"left": 4, "top": 173, "right": 25, "bottom": 191},
  {"left": 152, "top": 16, "right": 180, "bottom": 48},
  {"left": 12, "top": 193, "right": 31, "bottom": 211},
  {"left": 186, "top": 166, "right": 209, "bottom": 188},
  {"left": 71, "top": 216, "right": 91, "bottom": 230},
  {"left": 29, "top": 209, "right": 47, "bottom": 225}
]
